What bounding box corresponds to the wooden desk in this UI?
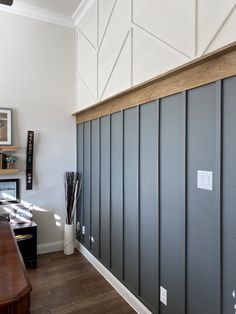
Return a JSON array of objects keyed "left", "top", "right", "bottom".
[{"left": 0, "top": 222, "right": 32, "bottom": 314}]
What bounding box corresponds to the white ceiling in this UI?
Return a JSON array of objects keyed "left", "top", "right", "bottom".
[{"left": 14, "top": 0, "right": 82, "bottom": 16}]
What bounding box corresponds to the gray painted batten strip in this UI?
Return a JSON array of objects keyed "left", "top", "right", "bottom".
[
  {"left": 137, "top": 106, "right": 141, "bottom": 296},
  {"left": 89, "top": 122, "right": 92, "bottom": 251},
  {"left": 215, "top": 80, "right": 223, "bottom": 314},
  {"left": 183, "top": 90, "right": 187, "bottom": 314},
  {"left": 109, "top": 114, "right": 112, "bottom": 269},
  {"left": 82, "top": 123, "right": 85, "bottom": 243},
  {"left": 98, "top": 118, "right": 101, "bottom": 258},
  {"left": 89, "top": 121, "right": 92, "bottom": 250},
  {"left": 121, "top": 110, "right": 125, "bottom": 281},
  {"left": 156, "top": 99, "right": 160, "bottom": 314}
]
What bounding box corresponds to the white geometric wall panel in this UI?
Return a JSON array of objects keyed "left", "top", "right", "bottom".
[
  {"left": 98, "top": 0, "right": 131, "bottom": 100},
  {"left": 75, "top": 0, "right": 236, "bottom": 111},
  {"left": 198, "top": 0, "right": 236, "bottom": 55},
  {"left": 133, "top": 0, "right": 195, "bottom": 58},
  {"left": 77, "top": 30, "right": 97, "bottom": 100},
  {"left": 76, "top": 0, "right": 97, "bottom": 48},
  {"left": 98, "top": 0, "right": 116, "bottom": 45},
  {"left": 205, "top": 7, "right": 236, "bottom": 53},
  {"left": 133, "top": 27, "right": 185, "bottom": 86},
  {"left": 77, "top": 74, "right": 95, "bottom": 109},
  {"left": 102, "top": 32, "right": 131, "bottom": 100}
]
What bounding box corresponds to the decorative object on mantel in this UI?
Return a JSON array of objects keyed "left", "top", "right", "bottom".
[
  {"left": 0, "top": 147, "right": 20, "bottom": 174},
  {"left": 64, "top": 171, "right": 82, "bottom": 255},
  {"left": 5, "top": 154, "right": 16, "bottom": 169},
  {"left": 0, "top": 108, "right": 12, "bottom": 146},
  {"left": 26, "top": 131, "right": 34, "bottom": 190}
]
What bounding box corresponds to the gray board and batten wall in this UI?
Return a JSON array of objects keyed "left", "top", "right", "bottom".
[{"left": 76, "top": 45, "right": 236, "bottom": 314}]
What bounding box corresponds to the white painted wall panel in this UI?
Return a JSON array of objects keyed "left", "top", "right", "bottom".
[
  {"left": 133, "top": 27, "right": 184, "bottom": 85},
  {"left": 98, "top": 0, "right": 131, "bottom": 99},
  {"left": 198, "top": 0, "right": 236, "bottom": 54},
  {"left": 98, "top": 0, "right": 116, "bottom": 45},
  {"left": 102, "top": 32, "right": 131, "bottom": 100},
  {"left": 77, "top": 0, "right": 97, "bottom": 48},
  {"left": 77, "top": 30, "right": 97, "bottom": 99},
  {"left": 133, "top": 0, "right": 195, "bottom": 58},
  {"left": 77, "top": 75, "right": 95, "bottom": 109},
  {"left": 205, "top": 8, "right": 236, "bottom": 53},
  {"left": 75, "top": 0, "right": 236, "bottom": 111}
]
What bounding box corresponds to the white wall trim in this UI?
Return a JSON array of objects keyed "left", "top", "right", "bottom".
[
  {"left": 76, "top": 241, "right": 152, "bottom": 314},
  {"left": 200, "top": 3, "right": 236, "bottom": 56},
  {"left": 73, "top": 0, "right": 95, "bottom": 26},
  {"left": 0, "top": 2, "right": 73, "bottom": 28},
  {"left": 37, "top": 240, "right": 64, "bottom": 254},
  {"left": 131, "top": 21, "right": 191, "bottom": 61}
]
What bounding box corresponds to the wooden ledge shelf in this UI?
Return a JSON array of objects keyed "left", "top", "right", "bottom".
[
  {"left": 0, "top": 146, "right": 18, "bottom": 152},
  {"left": 0, "top": 169, "right": 20, "bottom": 175},
  {"left": 73, "top": 41, "right": 236, "bottom": 123}
]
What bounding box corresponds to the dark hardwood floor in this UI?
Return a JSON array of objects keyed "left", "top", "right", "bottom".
[{"left": 28, "top": 250, "right": 136, "bottom": 314}]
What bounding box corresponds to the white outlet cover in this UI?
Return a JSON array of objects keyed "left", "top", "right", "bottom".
[
  {"left": 197, "top": 170, "right": 213, "bottom": 191},
  {"left": 160, "top": 286, "right": 167, "bottom": 306}
]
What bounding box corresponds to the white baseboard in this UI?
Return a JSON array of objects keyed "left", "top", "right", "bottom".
[
  {"left": 76, "top": 241, "right": 152, "bottom": 314},
  {"left": 37, "top": 240, "right": 64, "bottom": 254}
]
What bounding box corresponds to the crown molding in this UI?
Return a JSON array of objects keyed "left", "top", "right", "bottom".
[
  {"left": 72, "top": 0, "right": 94, "bottom": 26},
  {"left": 0, "top": 2, "right": 74, "bottom": 28}
]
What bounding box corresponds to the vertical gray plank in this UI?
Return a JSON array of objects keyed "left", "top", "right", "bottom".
[
  {"left": 215, "top": 80, "right": 222, "bottom": 314},
  {"left": 77, "top": 123, "right": 84, "bottom": 243},
  {"left": 122, "top": 110, "right": 125, "bottom": 281},
  {"left": 100, "top": 115, "right": 111, "bottom": 267},
  {"left": 222, "top": 76, "right": 236, "bottom": 314},
  {"left": 140, "top": 101, "right": 159, "bottom": 312},
  {"left": 91, "top": 119, "right": 100, "bottom": 256},
  {"left": 111, "top": 112, "right": 123, "bottom": 278},
  {"left": 159, "top": 93, "right": 186, "bottom": 314},
  {"left": 83, "top": 121, "right": 91, "bottom": 249},
  {"left": 187, "top": 83, "right": 221, "bottom": 314},
  {"left": 124, "top": 107, "right": 139, "bottom": 294}
]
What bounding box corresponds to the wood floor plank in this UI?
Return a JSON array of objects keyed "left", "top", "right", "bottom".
[{"left": 28, "top": 250, "right": 136, "bottom": 314}]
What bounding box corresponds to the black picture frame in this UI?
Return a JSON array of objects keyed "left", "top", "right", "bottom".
[{"left": 0, "top": 178, "right": 19, "bottom": 204}]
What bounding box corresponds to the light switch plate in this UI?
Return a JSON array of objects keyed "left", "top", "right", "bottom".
[
  {"left": 160, "top": 286, "right": 167, "bottom": 306},
  {"left": 82, "top": 226, "right": 85, "bottom": 235},
  {"left": 197, "top": 170, "right": 213, "bottom": 191}
]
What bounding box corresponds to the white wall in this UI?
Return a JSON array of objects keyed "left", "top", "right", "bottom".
[
  {"left": 75, "top": 0, "right": 236, "bottom": 110},
  {"left": 0, "top": 11, "right": 76, "bottom": 247}
]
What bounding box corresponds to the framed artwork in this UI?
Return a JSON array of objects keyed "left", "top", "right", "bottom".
[
  {"left": 0, "top": 178, "right": 19, "bottom": 204},
  {"left": 0, "top": 108, "right": 12, "bottom": 145}
]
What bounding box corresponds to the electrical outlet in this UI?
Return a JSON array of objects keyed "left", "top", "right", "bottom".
[{"left": 82, "top": 226, "right": 85, "bottom": 235}]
